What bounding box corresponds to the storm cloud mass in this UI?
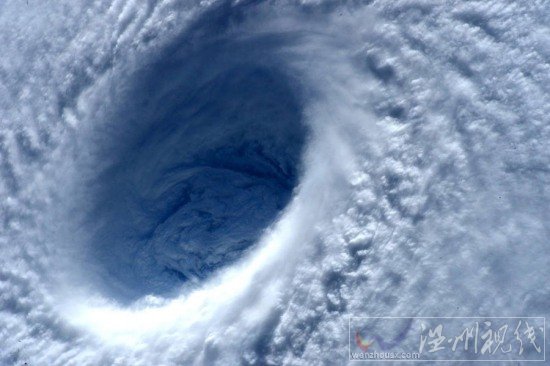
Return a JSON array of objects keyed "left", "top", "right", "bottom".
[{"left": 0, "top": 0, "right": 549, "bottom": 365}]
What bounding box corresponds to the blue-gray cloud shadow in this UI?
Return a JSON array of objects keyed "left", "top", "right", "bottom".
[{"left": 82, "top": 15, "right": 307, "bottom": 303}]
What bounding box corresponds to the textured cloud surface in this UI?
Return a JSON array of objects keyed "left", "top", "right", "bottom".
[{"left": 0, "top": 0, "right": 549, "bottom": 365}]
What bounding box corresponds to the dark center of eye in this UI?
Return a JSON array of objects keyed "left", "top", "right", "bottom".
[{"left": 84, "top": 62, "right": 306, "bottom": 303}]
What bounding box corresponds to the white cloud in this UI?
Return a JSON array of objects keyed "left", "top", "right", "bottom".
[{"left": 0, "top": 0, "right": 548, "bottom": 364}]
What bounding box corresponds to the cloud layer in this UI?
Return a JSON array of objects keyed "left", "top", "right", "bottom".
[{"left": 0, "top": 0, "right": 549, "bottom": 365}]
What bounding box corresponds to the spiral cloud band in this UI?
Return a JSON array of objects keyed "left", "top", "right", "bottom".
[{"left": 0, "top": 0, "right": 549, "bottom": 365}]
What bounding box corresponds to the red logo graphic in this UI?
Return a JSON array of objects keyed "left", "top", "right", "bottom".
[{"left": 355, "top": 330, "right": 374, "bottom": 351}]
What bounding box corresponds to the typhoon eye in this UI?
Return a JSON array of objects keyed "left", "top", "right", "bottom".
[{"left": 73, "top": 36, "right": 308, "bottom": 303}]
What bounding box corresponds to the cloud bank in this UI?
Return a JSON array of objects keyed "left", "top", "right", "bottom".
[{"left": 0, "top": 0, "right": 548, "bottom": 365}]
